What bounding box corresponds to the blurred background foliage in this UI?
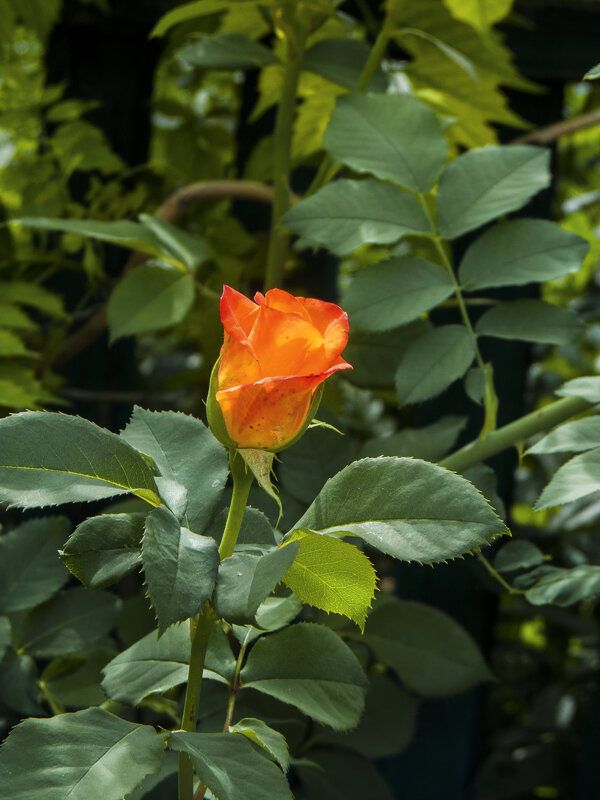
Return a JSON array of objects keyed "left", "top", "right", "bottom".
[{"left": 1, "top": 0, "right": 600, "bottom": 798}]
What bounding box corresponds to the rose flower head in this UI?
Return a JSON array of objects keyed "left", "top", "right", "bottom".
[{"left": 207, "top": 285, "right": 352, "bottom": 452}]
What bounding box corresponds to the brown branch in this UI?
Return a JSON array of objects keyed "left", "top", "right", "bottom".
[
  {"left": 512, "top": 109, "right": 600, "bottom": 145},
  {"left": 54, "top": 180, "right": 273, "bottom": 366}
]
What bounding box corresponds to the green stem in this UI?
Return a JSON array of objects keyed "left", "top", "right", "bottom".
[
  {"left": 477, "top": 552, "right": 519, "bottom": 594},
  {"left": 417, "top": 193, "right": 498, "bottom": 436},
  {"left": 417, "top": 195, "right": 486, "bottom": 373},
  {"left": 440, "top": 395, "right": 594, "bottom": 473},
  {"left": 305, "top": 17, "right": 392, "bottom": 197},
  {"left": 222, "top": 638, "right": 249, "bottom": 732},
  {"left": 219, "top": 451, "right": 254, "bottom": 560},
  {"left": 264, "top": 25, "right": 306, "bottom": 291},
  {"left": 38, "top": 681, "right": 64, "bottom": 716},
  {"left": 179, "top": 455, "right": 253, "bottom": 800},
  {"left": 178, "top": 605, "right": 215, "bottom": 800}
]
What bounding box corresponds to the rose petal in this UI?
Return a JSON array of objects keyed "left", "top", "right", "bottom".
[
  {"left": 249, "top": 304, "right": 327, "bottom": 378},
  {"left": 217, "top": 363, "right": 351, "bottom": 450},
  {"left": 220, "top": 285, "right": 260, "bottom": 346}
]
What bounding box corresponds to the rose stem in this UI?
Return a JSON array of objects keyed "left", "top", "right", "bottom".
[
  {"left": 178, "top": 451, "right": 254, "bottom": 800},
  {"left": 219, "top": 450, "right": 254, "bottom": 560},
  {"left": 440, "top": 395, "right": 594, "bottom": 474}
]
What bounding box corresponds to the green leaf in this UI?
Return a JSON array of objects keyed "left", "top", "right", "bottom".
[
  {"left": 494, "top": 540, "right": 545, "bottom": 573},
  {"left": 168, "top": 732, "right": 292, "bottom": 800},
  {"left": 62, "top": 512, "right": 146, "bottom": 589},
  {"left": 296, "top": 750, "right": 395, "bottom": 800},
  {"left": 142, "top": 506, "right": 219, "bottom": 633},
  {"left": 323, "top": 94, "right": 447, "bottom": 193},
  {"left": 526, "top": 417, "right": 600, "bottom": 455},
  {"left": 102, "top": 623, "right": 235, "bottom": 707},
  {"left": 343, "top": 257, "right": 453, "bottom": 333},
  {"left": 360, "top": 415, "right": 467, "bottom": 461},
  {"left": 102, "top": 624, "right": 188, "bottom": 706},
  {"left": 254, "top": 593, "right": 303, "bottom": 631},
  {"left": 0, "top": 516, "right": 70, "bottom": 612},
  {"left": 401, "top": 26, "right": 478, "bottom": 82},
  {"left": 177, "top": 32, "right": 278, "bottom": 70},
  {"left": 11, "top": 217, "right": 188, "bottom": 265},
  {"left": 0, "top": 616, "right": 10, "bottom": 661},
  {"left": 476, "top": 300, "right": 584, "bottom": 345},
  {"left": 212, "top": 544, "right": 299, "bottom": 625},
  {"left": 0, "top": 281, "right": 65, "bottom": 318},
  {"left": 584, "top": 62, "right": 600, "bottom": 80},
  {"left": 41, "top": 644, "right": 116, "bottom": 708},
  {"left": 436, "top": 146, "right": 550, "bottom": 239},
  {"left": 363, "top": 597, "right": 493, "bottom": 696},
  {"left": 0, "top": 708, "right": 165, "bottom": 800},
  {"left": 282, "top": 179, "right": 432, "bottom": 256},
  {"left": 555, "top": 376, "right": 600, "bottom": 403},
  {"left": 0, "top": 302, "right": 37, "bottom": 331},
  {"left": 0, "top": 649, "right": 42, "bottom": 715},
  {"left": 294, "top": 457, "right": 507, "bottom": 564},
  {"left": 395, "top": 324, "right": 476, "bottom": 404},
  {"left": 240, "top": 622, "right": 368, "bottom": 730},
  {"left": 121, "top": 407, "right": 228, "bottom": 534},
  {"left": 231, "top": 718, "right": 290, "bottom": 771},
  {"left": 522, "top": 565, "right": 600, "bottom": 606},
  {"left": 281, "top": 532, "right": 376, "bottom": 632},
  {"left": 107, "top": 263, "right": 195, "bottom": 343},
  {"left": 0, "top": 411, "right": 161, "bottom": 508},
  {"left": 315, "top": 671, "right": 418, "bottom": 758},
  {"left": 443, "top": 0, "right": 513, "bottom": 32},
  {"left": 464, "top": 462, "right": 505, "bottom": 518},
  {"left": 18, "top": 587, "right": 121, "bottom": 658},
  {"left": 10, "top": 0, "right": 62, "bottom": 38},
  {"left": 0, "top": 364, "right": 45, "bottom": 410},
  {"left": 155, "top": 477, "right": 188, "bottom": 519},
  {"left": 535, "top": 447, "right": 600, "bottom": 510},
  {"left": 150, "top": 0, "right": 257, "bottom": 37},
  {"left": 0, "top": 329, "right": 37, "bottom": 358},
  {"left": 137, "top": 214, "right": 208, "bottom": 270},
  {"left": 51, "top": 121, "right": 124, "bottom": 176},
  {"left": 458, "top": 219, "right": 590, "bottom": 290},
  {"left": 344, "top": 320, "right": 430, "bottom": 389},
  {"left": 301, "top": 40, "right": 387, "bottom": 91}
]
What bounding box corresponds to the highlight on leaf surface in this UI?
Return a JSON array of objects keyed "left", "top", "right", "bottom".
[
  {"left": 0, "top": 411, "right": 161, "bottom": 509},
  {"left": 294, "top": 456, "right": 508, "bottom": 564},
  {"left": 281, "top": 530, "right": 376, "bottom": 632}
]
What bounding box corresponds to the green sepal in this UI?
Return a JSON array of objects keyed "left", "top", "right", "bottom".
[
  {"left": 238, "top": 449, "right": 282, "bottom": 520},
  {"left": 206, "top": 355, "right": 237, "bottom": 450}
]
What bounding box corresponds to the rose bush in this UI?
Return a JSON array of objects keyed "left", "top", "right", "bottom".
[{"left": 207, "top": 285, "right": 352, "bottom": 451}]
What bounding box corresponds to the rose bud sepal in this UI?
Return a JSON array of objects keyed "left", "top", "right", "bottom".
[{"left": 206, "top": 353, "right": 237, "bottom": 450}]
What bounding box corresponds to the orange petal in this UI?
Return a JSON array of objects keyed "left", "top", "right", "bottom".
[
  {"left": 218, "top": 336, "right": 261, "bottom": 392},
  {"left": 259, "top": 288, "right": 313, "bottom": 322},
  {"left": 220, "top": 285, "right": 260, "bottom": 345},
  {"left": 217, "top": 362, "right": 352, "bottom": 450},
  {"left": 249, "top": 304, "right": 328, "bottom": 378}
]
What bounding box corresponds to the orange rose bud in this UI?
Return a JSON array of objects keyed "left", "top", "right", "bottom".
[{"left": 207, "top": 285, "right": 352, "bottom": 452}]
